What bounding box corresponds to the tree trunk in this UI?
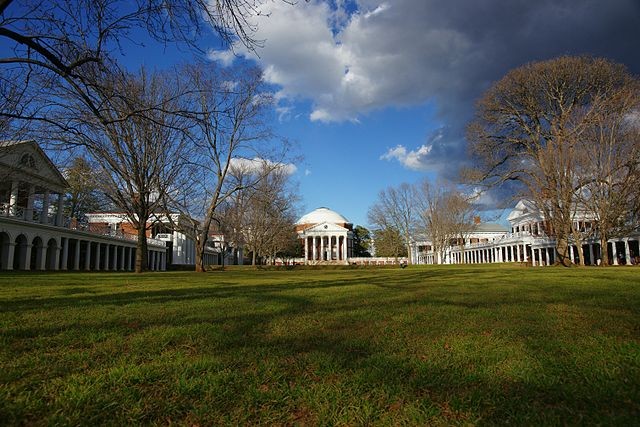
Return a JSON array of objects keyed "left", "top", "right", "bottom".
[
  {"left": 555, "top": 234, "right": 571, "bottom": 266},
  {"left": 194, "top": 231, "right": 206, "bottom": 272},
  {"left": 252, "top": 251, "right": 256, "bottom": 266},
  {"left": 576, "top": 242, "right": 585, "bottom": 266},
  {"left": 195, "top": 244, "right": 205, "bottom": 272},
  {"left": 600, "top": 236, "right": 609, "bottom": 266},
  {"left": 135, "top": 225, "right": 148, "bottom": 273}
]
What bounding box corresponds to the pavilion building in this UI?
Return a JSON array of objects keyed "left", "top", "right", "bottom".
[
  {"left": 295, "top": 207, "right": 354, "bottom": 265},
  {"left": 0, "top": 140, "right": 167, "bottom": 271},
  {"left": 417, "top": 199, "right": 640, "bottom": 266}
]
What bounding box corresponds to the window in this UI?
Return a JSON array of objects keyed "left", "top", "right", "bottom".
[{"left": 20, "top": 154, "right": 37, "bottom": 169}]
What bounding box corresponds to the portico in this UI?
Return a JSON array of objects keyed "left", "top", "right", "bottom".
[
  {"left": 0, "top": 140, "right": 167, "bottom": 271},
  {"left": 296, "top": 207, "right": 353, "bottom": 265}
]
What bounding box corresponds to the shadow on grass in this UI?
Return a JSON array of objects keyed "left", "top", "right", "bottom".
[{"left": 2, "top": 266, "right": 640, "bottom": 424}]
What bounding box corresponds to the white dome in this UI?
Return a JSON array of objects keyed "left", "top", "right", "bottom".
[{"left": 296, "top": 207, "right": 350, "bottom": 225}]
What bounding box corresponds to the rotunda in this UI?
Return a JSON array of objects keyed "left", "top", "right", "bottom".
[{"left": 295, "top": 207, "right": 353, "bottom": 264}]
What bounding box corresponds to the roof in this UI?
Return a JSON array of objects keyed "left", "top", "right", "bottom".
[
  {"left": 0, "top": 139, "right": 69, "bottom": 190},
  {"left": 473, "top": 223, "right": 508, "bottom": 233},
  {"left": 295, "top": 207, "right": 350, "bottom": 225}
]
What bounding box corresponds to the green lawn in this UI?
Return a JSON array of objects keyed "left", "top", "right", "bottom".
[{"left": 1, "top": 265, "right": 639, "bottom": 425}]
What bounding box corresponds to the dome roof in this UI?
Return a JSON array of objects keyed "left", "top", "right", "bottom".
[{"left": 296, "top": 207, "right": 350, "bottom": 225}]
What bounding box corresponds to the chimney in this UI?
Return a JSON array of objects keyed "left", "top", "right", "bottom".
[{"left": 474, "top": 216, "right": 481, "bottom": 224}]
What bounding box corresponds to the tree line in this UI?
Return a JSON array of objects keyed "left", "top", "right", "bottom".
[
  {"left": 367, "top": 180, "right": 477, "bottom": 264},
  {"left": 466, "top": 56, "right": 640, "bottom": 266},
  {"left": 368, "top": 56, "right": 640, "bottom": 267}
]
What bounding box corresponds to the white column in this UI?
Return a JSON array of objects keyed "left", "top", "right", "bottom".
[
  {"left": 531, "top": 249, "right": 537, "bottom": 267},
  {"left": 331, "top": 235, "right": 335, "bottom": 260},
  {"left": 9, "top": 181, "right": 19, "bottom": 216},
  {"left": 60, "top": 238, "right": 69, "bottom": 270},
  {"left": 21, "top": 243, "right": 32, "bottom": 270},
  {"left": 320, "top": 236, "right": 325, "bottom": 261},
  {"left": 3, "top": 242, "right": 15, "bottom": 270},
  {"left": 120, "top": 247, "right": 126, "bottom": 270},
  {"left": 40, "top": 191, "right": 50, "bottom": 224},
  {"left": 112, "top": 245, "right": 118, "bottom": 270},
  {"left": 37, "top": 244, "right": 46, "bottom": 270},
  {"left": 624, "top": 239, "right": 631, "bottom": 265},
  {"left": 25, "top": 185, "right": 35, "bottom": 221},
  {"left": 612, "top": 241, "right": 619, "bottom": 265},
  {"left": 52, "top": 243, "right": 61, "bottom": 271},
  {"left": 569, "top": 245, "right": 574, "bottom": 264},
  {"left": 589, "top": 243, "right": 595, "bottom": 266},
  {"left": 161, "top": 252, "right": 166, "bottom": 270},
  {"left": 524, "top": 246, "right": 528, "bottom": 262},
  {"left": 73, "top": 240, "right": 81, "bottom": 270},
  {"left": 516, "top": 245, "right": 521, "bottom": 262},
  {"left": 304, "top": 236, "right": 309, "bottom": 264},
  {"left": 126, "top": 247, "right": 132, "bottom": 271},
  {"left": 545, "top": 247, "right": 551, "bottom": 266},
  {"left": 94, "top": 243, "right": 101, "bottom": 270},
  {"left": 55, "top": 193, "right": 64, "bottom": 226},
  {"left": 312, "top": 236, "right": 317, "bottom": 261},
  {"left": 85, "top": 242, "right": 92, "bottom": 270},
  {"left": 104, "top": 244, "right": 110, "bottom": 271}
]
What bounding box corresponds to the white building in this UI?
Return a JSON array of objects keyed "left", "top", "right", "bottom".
[
  {"left": 0, "top": 140, "right": 167, "bottom": 271},
  {"left": 85, "top": 212, "right": 221, "bottom": 267},
  {"left": 418, "top": 199, "right": 640, "bottom": 266},
  {"left": 296, "top": 207, "right": 354, "bottom": 265}
]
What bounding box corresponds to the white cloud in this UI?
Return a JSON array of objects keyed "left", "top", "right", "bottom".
[
  {"left": 380, "top": 144, "right": 433, "bottom": 171},
  {"left": 221, "top": 0, "right": 477, "bottom": 123},
  {"left": 206, "top": 49, "right": 236, "bottom": 67},
  {"left": 209, "top": 0, "right": 640, "bottom": 175},
  {"left": 229, "top": 157, "right": 297, "bottom": 175}
]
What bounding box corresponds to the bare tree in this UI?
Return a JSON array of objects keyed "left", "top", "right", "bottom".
[
  {"left": 63, "top": 156, "right": 112, "bottom": 222},
  {"left": 0, "top": 0, "right": 292, "bottom": 126},
  {"left": 467, "top": 56, "right": 639, "bottom": 266},
  {"left": 55, "top": 68, "right": 190, "bottom": 272},
  {"left": 168, "top": 63, "right": 289, "bottom": 272},
  {"left": 367, "top": 183, "right": 418, "bottom": 264},
  {"left": 240, "top": 164, "right": 300, "bottom": 265},
  {"left": 574, "top": 81, "right": 640, "bottom": 265},
  {"left": 415, "top": 180, "right": 477, "bottom": 264}
]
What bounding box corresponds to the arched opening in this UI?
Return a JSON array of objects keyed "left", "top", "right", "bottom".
[
  {"left": 30, "top": 236, "right": 44, "bottom": 270},
  {"left": 45, "top": 238, "right": 58, "bottom": 270},
  {"left": 0, "top": 232, "right": 11, "bottom": 270},
  {"left": 14, "top": 234, "right": 28, "bottom": 270}
]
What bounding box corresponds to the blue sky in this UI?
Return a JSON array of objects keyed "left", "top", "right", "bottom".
[
  {"left": 108, "top": 1, "right": 640, "bottom": 226},
  {"left": 198, "top": 0, "right": 640, "bottom": 225}
]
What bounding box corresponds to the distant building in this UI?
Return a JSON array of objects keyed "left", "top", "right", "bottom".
[
  {"left": 418, "top": 199, "right": 640, "bottom": 266},
  {"left": 85, "top": 212, "right": 222, "bottom": 267},
  {"left": 295, "top": 207, "right": 354, "bottom": 265}
]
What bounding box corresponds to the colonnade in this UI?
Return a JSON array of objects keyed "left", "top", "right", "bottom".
[
  {"left": 303, "top": 234, "right": 349, "bottom": 263},
  {"left": 1, "top": 179, "right": 66, "bottom": 227},
  {"left": 421, "top": 237, "right": 640, "bottom": 266},
  {"left": 0, "top": 231, "right": 167, "bottom": 271}
]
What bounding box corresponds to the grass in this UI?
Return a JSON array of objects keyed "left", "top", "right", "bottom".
[{"left": 1, "top": 264, "right": 639, "bottom": 425}]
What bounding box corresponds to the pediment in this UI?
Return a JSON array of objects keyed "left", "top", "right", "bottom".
[
  {"left": 507, "top": 199, "right": 542, "bottom": 221},
  {"left": 301, "top": 222, "right": 349, "bottom": 234},
  {"left": 0, "top": 140, "right": 69, "bottom": 192}
]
